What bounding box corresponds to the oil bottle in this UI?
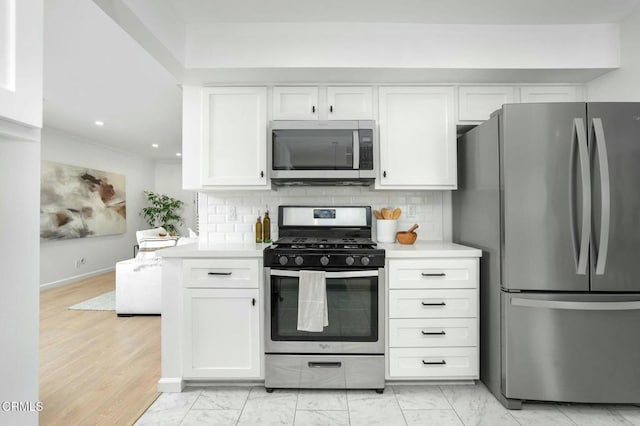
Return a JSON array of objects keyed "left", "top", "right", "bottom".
[
  {"left": 263, "top": 207, "right": 271, "bottom": 243},
  {"left": 255, "top": 211, "right": 263, "bottom": 243}
]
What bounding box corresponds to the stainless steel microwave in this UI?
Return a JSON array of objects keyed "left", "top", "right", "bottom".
[{"left": 269, "top": 120, "right": 376, "bottom": 186}]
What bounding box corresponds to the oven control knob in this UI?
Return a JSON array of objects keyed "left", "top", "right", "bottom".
[
  {"left": 345, "top": 256, "right": 355, "bottom": 266},
  {"left": 295, "top": 256, "right": 304, "bottom": 266},
  {"left": 320, "top": 256, "right": 330, "bottom": 266},
  {"left": 361, "top": 257, "right": 371, "bottom": 266},
  {"left": 278, "top": 256, "right": 289, "bottom": 266}
]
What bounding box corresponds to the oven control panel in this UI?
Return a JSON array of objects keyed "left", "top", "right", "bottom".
[{"left": 265, "top": 250, "right": 385, "bottom": 269}]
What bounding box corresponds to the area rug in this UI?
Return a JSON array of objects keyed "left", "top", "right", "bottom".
[{"left": 68, "top": 291, "right": 115, "bottom": 311}]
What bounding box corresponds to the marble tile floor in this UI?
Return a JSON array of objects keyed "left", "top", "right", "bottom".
[{"left": 135, "top": 382, "right": 640, "bottom": 426}]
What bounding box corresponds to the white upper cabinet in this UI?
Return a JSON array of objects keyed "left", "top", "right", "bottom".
[
  {"left": 378, "top": 86, "right": 457, "bottom": 189},
  {"left": 326, "top": 86, "right": 374, "bottom": 120},
  {"left": 458, "top": 86, "right": 516, "bottom": 122},
  {"left": 273, "top": 86, "right": 374, "bottom": 120},
  {"left": 198, "top": 87, "right": 268, "bottom": 188},
  {"left": 272, "top": 86, "right": 319, "bottom": 120},
  {"left": 519, "top": 86, "right": 584, "bottom": 103}
]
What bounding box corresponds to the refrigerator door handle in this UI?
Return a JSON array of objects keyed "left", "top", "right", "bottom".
[
  {"left": 591, "top": 118, "right": 610, "bottom": 275},
  {"left": 570, "top": 118, "right": 591, "bottom": 275},
  {"left": 511, "top": 297, "right": 640, "bottom": 311}
]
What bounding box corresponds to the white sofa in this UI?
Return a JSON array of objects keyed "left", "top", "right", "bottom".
[{"left": 115, "top": 227, "right": 180, "bottom": 316}]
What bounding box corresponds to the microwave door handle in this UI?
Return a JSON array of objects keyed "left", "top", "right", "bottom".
[
  {"left": 353, "top": 130, "right": 359, "bottom": 170},
  {"left": 270, "top": 270, "right": 379, "bottom": 278}
]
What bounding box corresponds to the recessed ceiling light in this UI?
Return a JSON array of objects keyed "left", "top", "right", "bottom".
[
  {"left": 95, "top": 120, "right": 104, "bottom": 126},
  {"left": 151, "top": 144, "right": 159, "bottom": 148},
  {"left": 176, "top": 152, "right": 182, "bottom": 157}
]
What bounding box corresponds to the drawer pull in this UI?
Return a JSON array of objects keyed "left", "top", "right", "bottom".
[
  {"left": 308, "top": 362, "right": 342, "bottom": 369},
  {"left": 422, "top": 360, "right": 447, "bottom": 365},
  {"left": 421, "top": 330, "right": 446, "bottom": 335},
  {"left": 207, "top": 272, "right": 232, "bottom": 276},
  {"left": 422, "top": 272, "right": 446, "bottom": 277},
  {"left": 421, "top": 301, "right": 446, "bottom": 306}
]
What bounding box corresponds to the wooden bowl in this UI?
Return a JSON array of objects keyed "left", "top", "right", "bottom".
[{"left": 396, "top": 231, "right": 417, "bottom": 245}]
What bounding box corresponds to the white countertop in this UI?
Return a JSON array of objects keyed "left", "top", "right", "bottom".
[
  {"left": 159, "top": 240, "right": 480, "bottom": 259},
  {"left": 378, "top": 241, "right": 482, "bottom": 258},
  {"left": 158, "top": 241, "right": 270, "bottom": 258}
]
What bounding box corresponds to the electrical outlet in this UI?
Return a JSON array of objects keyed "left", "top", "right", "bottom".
[
  {"left": 228, "top": 205, "right": 237, "bottom": 221},
  {"left": 407, "top": 204, "right": 417, "bottom": 218},
  {"left": 75, "top": 257, "right": 86, "bottom": 268}
]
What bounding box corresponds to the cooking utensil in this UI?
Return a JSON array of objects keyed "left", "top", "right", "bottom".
[
  {"left": 373, "top": 210, "right": 383, "bottom": 220},
  {"left": 396, "top": 223, "right": 419, "bottom": 245},
  {"left": 381, "top": 208, "right": 391, "bottom": 219},
  {"left": 392, "top": 208, "right": 402, "bottom": 219}
]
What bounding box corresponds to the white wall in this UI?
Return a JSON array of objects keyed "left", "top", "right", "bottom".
[
  {"left": 0, "top": 0, "right": 42, "bottom": 424},
  {"left": 154, "top": 161, "right": 197, "bottom": 235},
  {"left": 40, "top": 127, "right": 155, "bottom": 288},
  {"left": 587, "top": 5, "right": 640, "bottom": 100},
  {"left": 198, "top": 188, "right": 449, "bottom": 244},
  {"left": 185, "top": 23, "right": 620, "bottom": 70}
]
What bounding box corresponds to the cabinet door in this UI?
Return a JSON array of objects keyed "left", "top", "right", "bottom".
[
  {"left": 202, "top": 87, "right": 267, "bottom": 186},
  {"left": 520, "top": 86, "right": 583, "bottom": 103},
  {"left": 378, "top": 87, "right": 456, "bottom": 189},
  {"left": 458, "top": 86, "right": 516, "bottom": 121},
  {"left": 327, "top": 86, "right": 374, "bottom": 120},
  {"left": 272, "top": 86, "right": 319, "bottom": 120},
  {"left": 183, "top": 288, "right": 261, "bottom": 379}
]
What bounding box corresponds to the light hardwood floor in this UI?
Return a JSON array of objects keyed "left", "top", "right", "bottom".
[{"left": 40, "top": 272, "right": 160, "bottom": 425}]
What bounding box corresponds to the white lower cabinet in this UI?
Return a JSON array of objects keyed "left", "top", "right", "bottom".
[
  {"left": 183, "top": 288, "right": 261, "bottom": 379},
  {"left": 387, "top": 257, "right": 479, "bottom": 380},
  {"left": 182, "top": 258, "right": 262, "bottom": 380}
]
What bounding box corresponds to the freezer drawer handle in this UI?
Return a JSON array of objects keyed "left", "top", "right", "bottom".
[
  {"left": 308, "top": 362, "right": 342, "bottom": 369},
  {"left": 422, "top": 272, "right": 446, "bottom": 277},
  {"left": 207, "top": 272, "right": 232, "bottom": 276},
  {"left": 422, "top": 301, "right": 446, "bottom": 306},
  {"left": 421, "top": 330, "right": 446, "bottom": 335},
  {"left": 511, "top": 298, "right": 640, "bottom": 311},
  {"left": 422, "top": 360, "right": 447, "bottom": 365}
]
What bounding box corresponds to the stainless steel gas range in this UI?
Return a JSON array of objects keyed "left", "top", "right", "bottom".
[{"left": 263, "top": 205, "right": 385, "bottom": 392}]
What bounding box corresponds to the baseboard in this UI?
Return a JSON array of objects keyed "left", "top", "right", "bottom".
[
  {"left": 40, "top": 266, "right": 115, "bottom": 291},
  {"left": 158, "top": 378, "right": 184, "bottom": 393}
]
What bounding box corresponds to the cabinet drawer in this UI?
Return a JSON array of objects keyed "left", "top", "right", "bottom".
[
  {"left": 389, "top": 258, "right": 477, "bottom": 289},
  {"left": 389, "top": 318, "right": 477, "bottom": 348},
  {"left": 183, "top": 259, "right": 259, "bottom": 288},
  {"left": 389, "top": 347, "right": 478, "bottom": 378},
  {"left": 389, "top": 289, "right": 477, "bottom": 318}
]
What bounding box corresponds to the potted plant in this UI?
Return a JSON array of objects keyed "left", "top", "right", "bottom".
[{"left": 140, "top": 191, "right": 184, "bottom": 235}]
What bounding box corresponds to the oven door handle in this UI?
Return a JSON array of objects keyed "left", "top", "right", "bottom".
[{"left": 269, "top": 269, "right": 379, "bottom": 278}]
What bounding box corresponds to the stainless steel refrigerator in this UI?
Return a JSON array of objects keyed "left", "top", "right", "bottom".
[{"left": 453, "top": 102, "right": 640, "bottom": 409}]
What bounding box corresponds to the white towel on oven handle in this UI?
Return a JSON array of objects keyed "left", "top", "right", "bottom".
[{"left": 297, "top": 270, "right": 328, "bottom": 332}]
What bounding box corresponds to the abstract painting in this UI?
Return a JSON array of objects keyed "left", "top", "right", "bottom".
[{"left": 40, "top": 161, "right": 126, "bottom": 240}]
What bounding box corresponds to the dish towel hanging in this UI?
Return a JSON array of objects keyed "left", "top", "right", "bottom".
[{"left": 297, "top": 270, "right": 328, "bottom": 332}]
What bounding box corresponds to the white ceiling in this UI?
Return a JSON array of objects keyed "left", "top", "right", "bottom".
[
  {"left": 43, "top": 0, "right": 182, "bottom": 161},
  {"left": 43, "top": 0, "right": 640, "bottom": 162}
]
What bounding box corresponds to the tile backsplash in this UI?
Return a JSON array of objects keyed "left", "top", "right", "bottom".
[{"left": 198, "top": 187, "right": 449, "bottom": 243}]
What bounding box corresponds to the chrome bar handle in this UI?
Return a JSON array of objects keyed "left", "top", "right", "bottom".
[
  {"left": 353, "top": 130, "right": 360, "bottom": 170},
  {"left": 208, "top": 272, "right": 232, "bottom": 276},
  {"left": 421, "top": 330, "right": 446, "bottom": 335},
  {"left": 570, "top": 118, "right": 591, "bottom": 275},
  {"left": 592, "top": 118, "right": 610, "bottom": 275},
  {"left": 308, "top": 362, "right": 342, "bottom": 368},
  {"left": 422, "top": 360, "right": 447, "bottom": 365},
  {"left": 422, "top": 273, "right": 446, "bottom": 277},
  {"left": 512, "top": 298, "right": 640, "bottom": 311}
]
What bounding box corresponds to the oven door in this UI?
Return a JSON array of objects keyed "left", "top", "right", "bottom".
[{"left": 265, "top": 268, "right": 385, "bottom": 354}]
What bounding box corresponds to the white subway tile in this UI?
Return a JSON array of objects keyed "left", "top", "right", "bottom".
[
  {"left": 208, "top": 232, "right": 225, "bottom": 242},
  {"left": 217, "top": 223, "right": 235, "bottom": 233},
  {"left": 225, "top": 233, "right": 243, "bottom": 241},
  {"left": 208, "top": 214, "right": 226, "bottom": 224},
  {"left": 236, "top": 223, "right": 252, "bottom": 233}
]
